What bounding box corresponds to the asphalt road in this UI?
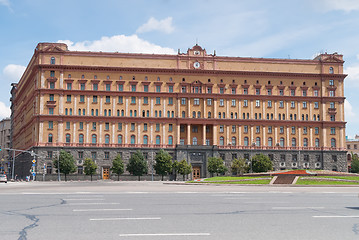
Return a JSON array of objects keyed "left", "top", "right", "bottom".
[{"left": 1, "top": 181, "right": 359, "bottom": 240}]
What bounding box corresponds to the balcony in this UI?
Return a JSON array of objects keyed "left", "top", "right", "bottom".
[
  {"left": 328, "top": 108, "right": 337, "bottom": 114},
  {"left": 46, "top": 101, "right": 57, "bottom": 107}
]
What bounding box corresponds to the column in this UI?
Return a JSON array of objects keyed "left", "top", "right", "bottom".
[
  {"left": 202, "top": 125, "right": 206, "bottom": 145},
  {"left": 226, "top": 125, "right": 230, "bottom": 145},
  {"left": 112, "top": 123, "right": 115, "bottom": 144},
  {"left": 162, "top": 125, "right": 166, "bottom": 145},
  {"left": 59, "top": 71, "right": 64, "bottom": 89},
  {"left": 213, "top": 125, "right": 218, "bottom": 145},
  {"left": 297, "top": 102, "right": 301, "bottom": 119},
  {"left": 238, "top": 125, "right": 242, "bottom": 146},
  {"left": 39, "top": 121, "right": 43, "bottom": 143},
  {"left": 41, "top": 71, "right": 45, "bottom": 88},
  {"left": 310, "top": 127, "right": 313, "bottom": 147},
  {"left": 86, "top": 122, "right": 89, "bottom": 143},
  {"left": 238, "top": 100, "right": 241, "bottom": 118},
  {"left": 214, "top": 99, "right": 217, "bottom": 118},
  {"left": 187, "top": 124, "right": 191, "bottom": 145},
  {"left": 163, "top": 98, "right": 166, "bottom": 117},
  {"left": 150, "top": 124, "right": 153, "bottom": 144},
  {"left": 177, "top": 125, "right": 181, "bottom": 145},
  {"left": 99, "top": 96, "right": 103, "bottom": 115},
  {"left": 250, "top": 126, "right": 254, "bottom": 143},
  {"left": 298, "top": 127, "right": 301, "bottom": 147},
  {"left": 138, "top": 124, "right": 141, "bottom": 144},
  {"left": 226, "top": 99, "right": 229, "bottom": 118},
  {"left": 274, "top": 126, "right": 278, "bottom": 145},
  {"left": 138, "top": 98, "right": 141, "bottom": 115},
  {"left": 286, "top": 101, "right": 289, "bottom": 119},
  {"left": 250, "top": 100, "right": 254, "bottom": 119},
  {"left": 151, "top": 98, "right": 154, "bottom": 117},
  {"left": 126, "top": 98, "right": 129, "bottom": 116},
  {"left": 58, "top": 121, "right": 63, "bottom": 143},
  {"left": 263, "top": 126, "right": 266, "bottom": 146},
  {"left": 187, "top": 98, "right": 191, "bottom": 118},
  {"left": 309, "top": 102, "right": 312, "bottom": 120},
  {"left": 73, "top": 122, "right": 76, "bottom": 143},
  {"left": 340, "top": 127, "right": 344, "bottom": 149},
  {"left": 286, "top": 127, "right": 290, "bottom": 147},
  {"left": 274, "top": 101, "right": 277, "bottom": 119},
  {"left": 203, "top": 99, "right": 206, "bottom": 118},
  {"left": 99, "top": 123, "right": 102, "bottom": 143},
  {"left": 87, "top": 96, "right": 90, "bottom": 115},
  {"left": 125, "top": 123, "right": 128, "bottom": 144},
  {"left": 323, "top": 128, "right": 327, "bottom": 147},
  {"left": 39, "top": 94, "right": 44, "bottom": 114},
  {"left": 59, "top": 94, "right": 64, "bottom": 115},
  {"left": 113, "top": 97, "right": 116, "bottom": 116},
  {"left": 74, "top": 95, "right": 77, "bottom": 114}
]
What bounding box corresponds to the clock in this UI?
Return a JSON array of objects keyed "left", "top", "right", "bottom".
[
  {"left": 193, "top": 62, "right": 201, "bottom": 69},
  {"left": 194, "top": 51, "right": 200, "bottom": 55}
]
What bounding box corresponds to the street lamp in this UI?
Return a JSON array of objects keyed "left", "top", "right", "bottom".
[
  {"left": 57, "top": 146, "right": 61, "bottom": 181},
  {"left": 151, "top": 141, "right": 154, "bottom": 181}
]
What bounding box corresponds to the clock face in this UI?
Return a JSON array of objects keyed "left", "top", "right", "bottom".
[
  {"left": 194, "top": 51, "right": 200, "bottom": 55},
  {"left": 193, "top": 62, "right": 200, "bottom": 68}
]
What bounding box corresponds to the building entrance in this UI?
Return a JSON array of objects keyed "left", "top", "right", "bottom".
[
  {"left": 103, "top": 167, "right": 110, "bottom": 180},
  {"left": 192, "top": 166, "right": 200, "bottom": 180}
]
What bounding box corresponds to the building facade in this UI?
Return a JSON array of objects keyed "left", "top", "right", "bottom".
[
  {"left": 346, "top": 135, "right": 359, "bottom": 171},
  {"left": 0, "top": 118, "right": 11, "bottom": 174},
  {"left": 11, "top": 43, "right": 347, "bottom": 179}
]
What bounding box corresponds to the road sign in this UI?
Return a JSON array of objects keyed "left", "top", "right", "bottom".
[
  {"left": 32, "top": 163, "right": 35, "bottom": 167},
  {"left": 32, "top": 159, "right": 36, "bottom": 163},
  {"left": 32, "top": 173, "right": 36, "bottom": 176}
]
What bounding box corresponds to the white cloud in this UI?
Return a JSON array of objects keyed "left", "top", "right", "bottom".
[
  {"left": 0, "top": 101, "right": 10, "bottom": 119},
  {"left": 345, "top": 99, "right": 356, "bottom": 121},
  {"left": 344, "top": 64, "right": 359, "bottom": 88},
  {"left": 3, "top": 64, "right": 26, "bottom": 83},
  {"left": 316, "top": 0, "right": 359, "bottom": 12},
  {"left": 58, "top": 34, "right": 176, "bottom": 54},
  {"left": 136, "top": 17, "right": 174, "bottom": 34},
  {"left": 0, "top": 0, "right": 10, "bottom": 7}
]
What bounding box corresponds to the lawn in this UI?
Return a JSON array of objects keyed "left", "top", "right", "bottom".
[
  {"left": 189, "top": 176, "right": 273, "bottom": 185},
  {"left": 296, "top": 176, "right": 359, "bottom": 185}
]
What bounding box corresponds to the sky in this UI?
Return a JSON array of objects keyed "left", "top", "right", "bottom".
[{"left": 1, "top": 0, "right": 359, "bottom": 137}]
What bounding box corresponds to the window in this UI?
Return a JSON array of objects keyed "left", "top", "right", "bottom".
[
  {"left": 130, "top": 135, "right": 135, "bottom": 144},
  {"left": 105, "top": 135, "right": 110, "bottom": 144},
  {"left": 78, "top": 152, "right": 83, "bottom": 159},
  {"left": 219, "top": 125, "right": 224, "bottom": 133},
  {"left": 243, "top": 100, "right": 248, "bottom": 107},
  {"left": 329, "top": 67, "right": 334, "bottom": 74},
  {"left": 194, "top": 98, "right": 200, "bottom": 105},
  {"left": 143, "top": 123, "right": 147, "bottom": 131},
  {"left": 291, "top": 101, "right": 295, "bottom": 108},
  {"left": 256, "top": 137, "right": 261, "bottom": 146},
  {"left": 219, "top": 99, "right": 224, "bottom": 106},
  {"left": 131, "top": 123, "right": 135, "bottom": 131},
  {"left": 156, "top": 97, "right": 161, "bottom": 105},
  {"left": 331, "top": 138, "right": 336, "bottom": 148},
  {"left": 143, "top": 85, "right": 149, "bottom": 92},
  {"left": 255, "top": 89, "right": 260, "bottom": 95},
  {"left": 66, "top": 122, "right": 70, "bottom": 130},
  {"left": 330, "top": 115, "right": 335, "bottom": 121},
  {"left": 244, "top": 137, "right": 249, "bottom": 146},
  {"left": 105, "top": 122, "right": 110, "bottom": 131},
  {"left": 168, "top": 97, "right": 173, "bottom": 105},
  {"left": 268, "top": 100, "right": 272, "bottom": 108},
  {"left": 314, "top": 90, "right": 319, "bottom": 96},
  {"left": 66, "top": 95, "right": 71, "bottom": 102},
  {"left": 207, "top": 99, "right": 212, "bottom": 106},
  {"left": 291, "top": 127, "right": 295, "bottom": 134},
  {"left": 232, "top": 125, "right": 236, "bottom": 133},
  {"left": 280, "top": 137, "right": 285, "bottom": 147},
  {"left": 256, "top": 100, "right": 260, "bottom": 107},
  {"left": 267, "top": 89, "right": 272, "bottom": 95},
  {"left": 93, "top": 96, "right": 98, "bottom": 103},
  {"left": 243, "top": 88, "right": 248, "bottom": 94},
  {"left": 168, "top": 86, "right": 173, "bottom": 93},
  {"left": 168, "top": 124, "right": 173, "bottom": 132},
  {"left": 330, "top": 102, "right": 335, "bottom": 109},
  {"left": 143, "top": 135, "right": 148, "bottom": 145},
  {"left": 156, "top": 135, "right": 161, "bottom": 145},
  {"left": 79, "top": 134, "right": 84, "bottom": 144},
  {"left": 48, "top": 121, "right": 53, "bottom": 129},
  {"left": 280, "top": 126, "right": 284, "bottom": 134},
  {"left": 256, "top": 126, "right": 260, "bottom": 133},
  {"left": 118, "top": 123, "right": 122, "bottom": 131},
  {"left": 279, "top": 89, "right": 284, "bottom": 96},
  {"left": 181, "top": 86, "right": 186, "bottom": 93},
  {"left": 268, "top": 137, "right": 273, "bottom": 147},
  {"left": 118, "top": 135, "right": 123, "bottom": 144},
  {"left": 66, "top": 134, "right": 71, "bottom": 143},
  {"left": 156, "top": 124, "right": 160, "bottom": 131},
  {"left": 329, "top": 90, "right": 335, "bottom": 97},
  {"left": 131, "top": 85, "right": 136, "bottom": 92},
  {"left": 315, "top": 127, "right": 319, "bottom": 135},
  {"left": 192, "top": 137, "right": 198, "bottom": 145},
  {"left": 118, "top": 84, "right": 123, "bottom": 91},
  {"left": 292, "top": 138, "right": 296, "bottom": 147},
  {"left": 279, "top": 101, "right": 284, "bottom": 108},
  {"left": 302, "top": 90, "right": 307, "bottom": 96},
  {"left": 291, "top": 89, "right": 295, "bottom": 96},
  {"left": 268, "top": 126, "right": 272, "bottom": 133},
  {"left": 331, "top": 127, "right": 336, "bottom": 134},
  {"left": 303, "top": 102, "right": 307, "bottom": 108},
  {"left": 303, "top": 127, "right": 307, "bottom": 134},
  {"left": 244, "top": 126, "right": 248, "bottom": 133},
  {"left": 66, "top": 83, "right": 72, "bottom": 90},
  {"left": 219, "top": 137, "right": 224, "bottom": 146},
  {"left": 329, "top": 79, "right": 334, "bottom": 86},
  {"left": 118, "top": 96, "right": 123, "bottom": 104},
  {"left": 50, "top": 57, "right": 55, "bottom": 64},
  {"left": 220, "top": 88, "right": 224, "bottom": 94},
  {"left": 231, "top": 99, "right": 236, "bottom": 106},
  {"left": 181, "top": 98, "right": 186, "bottom": 105},
  {"left": 303, "top": 138, "right": 308, "bottom": 147},
  {"left": 231, "top": 137, "right": 236, "bottom": 146},
  {"left": 91, "top": 152, "right": 97, "bottom": 160},
  {"left": 48, "top": 134, "right": 53, "bottom": 143},
  {"left": 131, "top": 97, "right": 136, "bottom": 104},
  {"left": 315, "top": 138, "right": 319, "bottom": 147},
  {"left": 105, "top": 84, "right": 111, "bottom": 91},
  {"left": 156, "top": 85, "right": 161, "bottom": 92}
]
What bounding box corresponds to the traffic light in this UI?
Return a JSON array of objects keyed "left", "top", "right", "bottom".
[{"left": 0, "top": 145, "right": 2, "bottom": 151}]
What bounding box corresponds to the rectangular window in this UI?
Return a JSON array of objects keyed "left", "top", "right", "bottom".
[
  {"left": 168, "top": 86, "right": 173, "bottom": 93},
  {"left": 106, "top": 84, "right": 111, "bottom": 91},
  {"left": 80, "top": 95, "right": 85, "bottom": 103},
  {"left": 79, "top": 122, "right": 83, "bottom": 130},
  {"left": 291, "top": 101, "right": 295, "bottom": 108},
  {"left": 255, "top": 89, "right": 260, "bottom": 95},
  {"left": 207, "top": 87, "right": 212, "bottom": 93},
  {"left": 118, "top": 123, "right": 122, "bottom": 131},
  {"left": 156, "top": 124, "right": 160, "bottom": 131},
  {"left": 106, "top": 96, "right": 110, "bottom": 103},
  {"left": 232, "top": 125, "right": 236, "bottom": 133},
  {"left": 279, "top": 101, "right": 284, "bottom": 108},
  {"left": 314, "top": 102, "right": 319, "bottom": 108},
  {"left": 104, "top": 152, "right": 109, "bottom": 159},
  {"left": 244, "top": 125, "right": 248, "bottom": 133},
  {"left": 243, "top": 88, "right": 248, "bottom": 94},
  {"left": 92, "top": 122, "right": 96, "bottom": 130},
  {"left": 268, "top": 126, "right": 272, "bottom": 134},
  {"left": 80, "top": 83, "right": 85, "bottom": 90},
  {"left": 118, "top": 84, "right": 123, "bottom": 91},
  {"left": 267, "top": 89, "right": 272, "bottom": 95},
  {"left": 231, "top": 87, "right": 236, "bottom": 94},
  {"left": 50, "top": 71, "right": 55, "bottom": 77},
  {"left": 303, "top": 102, "right": 307, "bottom": 108},
  {"left": 219, "top": 125, "right": 224, "bottom": 133},
  {"left": 331, "top": 127, "right": 335, "bottom": 134},
  {"left": 314, "top": 90, "right": 319, "bottom": 96},
  {"left": 329, "top": 80, "right": 334, "bottom": 86},
  {"left": 330, "top": 102, "right": 335, "bottom": 108},
  {"left": 143, "top": 97, "right": 148, "bottom": 104},
  {"left": 303, "top": 127, "right": 307, "bottom": 134},
  {"left": 169, "top": 124, "right": 173, "bottom": 132},
  {"left": 231, "top": 99, "right": 236, "bottom": 106},
  {"left": 219, "top": 99, "right": 224, "bottom": 106},
  {"left": 279, "top": 90, "right": 284, "bottom": 96},
  {"left": 291, "top": 89, "right": 295, "bottom": 96},
  {"left": 207, "top": 99, "right": 212, "bottom": 106},
  {"left": 181, "top": 86, "right": 186, "bottom": 93},
  {"left": 156, "top": 85, "right": 161, "bottom": 92},
  {"left": 168, "top": 97, "right": 173, "bottom": 105},
  {"left": 302, "top": 90, "right": 307, "bottom": 96},
  {"left": 315, "top": 127, "right": 319, "bottom": 135},
  {"left": 67, "top": 83, "right": 72, "bottom": 90},
  {"left": 105, "top": 122, "right": 110, "bottom": 131},
  {"left": 93, "top": 96, "right": 98, "bottom": 103},
  {"left": 48, "top": 121, "right": 53, "bottom": 129},
  {"left": 255, "top": 100, "right": 260, "bottom": 107},
  {"left": 292, "top": 127, "right": 295, "bottom": 134},
  {"left": 131, "top": 85, "right": 136, "bottom": 92},
  {"left": 329, "top": 90, "right": 335, "bottom": 97},
  {"left": 256, "top": 126, "right": 260, "bottom": 133},
  {"left": 49, "top": 94, "right": 54, "bottom": 101},
  {"left": 67, "top": 95, "right": 71, "bottom": 102},
  {"left": 280, "top": 126, "right": 284, "bottom": 134},
  {"left": 243, "top": 100, "right": 248, "bottom": 107},
  {"left": 220, "top": 88, "right": 224, "bottom": 94},
  {"left": 49, "top": 108, "right": 54, "bottom": 115},
  {"left": 93, "top": 83, "right": 98, "bottom": 91},
  {"left": 143, "top": 85, "right": 149, "bottom": 92},
  {"left": 330, "top": 115, "right": 335, "bottom": 121},
  {"left": 131, "top": 123, "right": 135, "bottom": 131},
  {"left": 91, "top": 152, "right": 97, "bottom": 160},
  {"left": 143, "top": 123, "right": 147, "bottom": 131},
  {"left": 78, "top": 152, "right": 83, "bottom": 159},
  {"left": 49, "top": 82, "right": 55, "bottom": 89},
  {"left": 194, "top": 98, "right": 200, "bottom": 105},
  {"left": 181, "top": 98, "right": 186, "bottom": 105},
  {"left": 156, "top": 97, "right": 161, "bottom": 105},
  {"left": 131, "top": 97, "right": 136, "bottom": 104},
  {"left": 118, "top": 96, "right": 123, "bottom": 104},
  {"left": 268, "top": 100, "right": 272, "bottom": 108},
  {"left": 66, "top": 122, "right": 70, "bottom": 130}
]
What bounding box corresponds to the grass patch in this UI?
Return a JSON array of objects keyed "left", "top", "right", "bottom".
[
  {"left": 306, "top": 176, "right": 359, "bottom": 181},
  {"left": 210, "top": 179, "right": 272, "bottom": 184},
  {"left": 203, "top": 176, "right": 261, "bottom": 181},
  {"left": 188, "top": 176, "right": 272, "bottom": 185},
  {"left": 296, "top": 178, "right": 359, "bottom": 185}
]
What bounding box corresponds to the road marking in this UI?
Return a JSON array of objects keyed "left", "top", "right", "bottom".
[
  {"left": 313, "top": 216, "right": 359, "bottom": 218},
  {"left": 63, "top": 198, "right": 105, "bottom": 201},
  {"left": 273, "top": 207, "right": 325, "bottom": 210},
  {"left": 91, "top": 217, "right": 161, "bottom": 221},
  {"left": 73, "top": 208, "right": 132, "bottom": 212},
  {"left": 68, "top": 203, "right": 121, "bottom": 206},
  {"left": 118, "top": 233, "right": 210, "bottom": 237}
]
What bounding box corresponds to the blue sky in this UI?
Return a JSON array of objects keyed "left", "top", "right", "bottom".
[{"left": 1, "top": 0, "right": 359, "bottom": 137}]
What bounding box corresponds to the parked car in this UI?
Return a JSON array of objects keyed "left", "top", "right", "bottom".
[{"left": 0, "top": 174, "right": 7, "bottom": 183}]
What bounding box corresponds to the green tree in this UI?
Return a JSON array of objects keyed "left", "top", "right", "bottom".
[
  {"left": 84, "top": 158, "right": 98, "bottom": 181},
  {"left": 350, "top": 152, "right": 359, "bottom": 173},
  {"left": 208, "top": 157, "right": 227, "bottom": 176},
  {"left": 231, "top": 158, "right": 248, "bottom": 175},
  {"left": 177, "top": 159, "right": 192, "bottom": 181},
  {"left": 154, "top": 149, "right": 173, "bottom": 181},
  {"left": 53, "top": 150, "right": 76, "bottom": 181},
  {"left": 111, "top": 154, "right": 125, "bottom": 181},
  {"left": 172, "top": 160, "right": 180, "bottom": 181},
  {"left": 126, "top": 150, "right": 148, "bottom": 181},
  {"left": 251, "top": 154, "right": 272, "bottom": 173}
]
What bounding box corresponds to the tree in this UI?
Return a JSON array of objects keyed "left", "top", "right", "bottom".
[
  {"left": 251, "top": 154, "right": 272, "bottom": 173},
  {"left": 111, "top": 154, "right": 125, "bottom": 181},
  {"left": 177, "top": 159, "right": 192, "bottom": 181},
  {"left": 84, "top": 158, "right": 98, "bottom": 181},
  {"left": 351, "top": 152, "right": 359, "bottom": 173},
  {"left": 53, "top": 150, "right": 77, "bottom": 181},
  {"left": 171, "top": 160, "right": 180, "bottom": 181},
  {"left": 208, "top": 157, "right": 227, "bottom": 176},
  {"left": 231, "top": 158, "right": 248, "bottom": 175},
  {"left": 154, "top": 149, "right": 173, "bottom": 180},
  {"left": 126, "top": 150, "right": 148, "bottom": 181}
]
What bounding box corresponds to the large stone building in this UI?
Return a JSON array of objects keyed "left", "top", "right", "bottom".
[
  {"left": 0, "top": 118, "right": 11, "bottom": 174},
  {"left": 11, "top": 42, "right": 347, "bottom": 180}
]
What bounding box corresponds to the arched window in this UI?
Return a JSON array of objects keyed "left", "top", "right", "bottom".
[
  {"left": 280, "top": 137, "right": 285, "bottom": 147},
  {"left": 142, "top": 110, "right": 145, "bottom": 117},
  {"left": 218, "top": 112, "right": 221, "bottom": 119},
  {"left": 317, "top": 114, "right": 320, "bottom": 121},
  {"left": 168, "top": 136, "right": 173, "bottom": 145},
  {"left": 219, "top": 136, "right": 224, "bottom": 146},
  {"left": 143, "top": 135, "right": 148, "bottom": 145},
  {"left": 130, "top": 110, "right": 133, "bottom": 117},
  {"left": 121, "top": 110, "right": 124, "bottom": 116},
  {"left": 79, "top": 134, "right": 84, "bottom": 143},
  {"left": 315, "top": 138, "right": 320, "bottom": 147},
  {"left": 331, "top": 138, "right": 336, "bottom": 148},
  {"left": 313, "top": 114, "right": 316, "bottom": 121},
  {"left": 159, "top": 110, "right": 161, "bottom": 117},
  {"left": 303, "top": 138, "right": 308, "bottom": 147},
  {"left": 197, "top": 111, "right": 201, "bottom": 118},
  {"left": 292, "top": 137, "right": 296, "bottom": 147},
  {"left": 192, "top": 111, "right": 196, "bottom": 118},
  {"left": 104, "top": 109, "right": 107, "bottom": 116},
  {"left": 244, "top": 137, "right": 249, "bottom": 146},
  {"left": 130, "top": 135, "right": 136, "bottom": 144},
  {"left": 156, "top": 135, "right": 161, "bottom": 145},
  {"left": 78, "top": 109, "right": 81, "bottom": 115},
  {"left": 118, "top": 135, "right": 123, "bottom": 144},
  {"left": 182, "top": 111, "right": 186, "bottom": 118},
  {"left": 105, "top": 134, "right": 110, "bottom": 144},
  {"left": 171, "top": 111, "right": 174, "bottom": 118},
  {"left": 69, "top": 108, "right": 72, "bottom": 115},
  {"left": 50, "top": 57, "right": 55, "bottom": 64},
  {"left": 231, "top": 112, "right": 234, "bottom": 119},
  {"left": 134, "top": 110, "right": 137, "bottom": 117},
  {"left": 65, "top": 108, "right": 68, "bottom": 115},
  {"left": 91, "top": 109, "right": 94, "bottom": 116},
  {"left": 208, "top": 111, "right": 211, "bottom": 118},
  {"left": 167, "top": 111, "right": 170, "bottom": 118},
  {"left": 92, "top": 134, "right": 97, "bottom": 144},
  {"left": 231, "top": 137, "right": 236, "bottom": 146},
  {"left": 268, "top": 137, "right": 273, "bottom": 147},
  {"left": 256, "top": 137, "right": 261, "bottom": 147},
  {"left": 83, "top": 109, "right": 85, "bottom": 115},
  {"left": 193, "top": 137, "right": 198, "bottom": 145},
  {"left": 65, "top": 134, "right": 70, "bottom": 143},
  {"left": 278, "top": 114, "right": 281, "bottom": 120},
  {"left": 146, "top": 110, "right": 149, "bottom": 117},
  {"left": 329, "top": 67, "right": 334, "bottom": 74},
  {"left": 48, "top": 134, "right": 53, "bottom": 143}
]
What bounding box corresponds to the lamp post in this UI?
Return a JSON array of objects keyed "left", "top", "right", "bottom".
[
  {"left": 57, "top": 145, "right": 61, "bottom": 181},
  {"left": 151, "top": 141, "right": 154, "bottom": 181},
  {"left": 250, "top": 142, "right": 256, "bottom": 173}
]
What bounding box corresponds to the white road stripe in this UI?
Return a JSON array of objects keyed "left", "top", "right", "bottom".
[
  {"left": 73, "top": 208, "right": 132, "bottom": 212},
  {"left": 68, "top": 203, "right": 120, "bottom": 206},
  {"left": 64, "top": 199, "right": 105, "bottom": 201},
  {"left": 91, "top": 217, "right": 161, "bottom": 221},
  {"left": 118, "top": 233, "right": 210, "bottom": 237},
  {"left": 313, "top": 216, "right": 359, "bottom": 218},
  {"left": 273, "top": 207, "right": 325, "bottom": 210}
]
